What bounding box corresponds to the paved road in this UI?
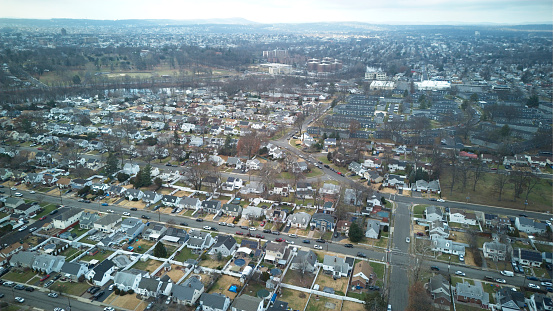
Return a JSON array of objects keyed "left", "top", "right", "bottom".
[
  {"left": 0, "top": 286, "right": 104, "bottom": 311},
  {"left": 388, "top": 201, "right": 411, "bottom": 310}
]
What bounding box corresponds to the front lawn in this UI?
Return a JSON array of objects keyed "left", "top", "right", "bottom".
[
  {"left": 35, "top": 204, "right": 57, "bottom": 218},
  {"left": 2, "top": 269, "right": 36, "bottom": 283},
  {"left": 369, "top": 262, "right": 385, "bottom": 287},
  {"left": 50, "top": 281, "right": 91, "bottom": 296},
  {"left": 412, "top": 204, "right": 427, "bottom": 218},
  {"left": 80, "top": 250, "right": 114, "bottom": 262}
]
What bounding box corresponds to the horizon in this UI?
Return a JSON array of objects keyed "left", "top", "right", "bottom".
[{"left": 2, "top": 0, "right": 552, "bottom": 25}]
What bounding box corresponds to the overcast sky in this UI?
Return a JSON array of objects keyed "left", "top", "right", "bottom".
[{"left": 2, "top": 0, "right": 551, "bottom": 24}]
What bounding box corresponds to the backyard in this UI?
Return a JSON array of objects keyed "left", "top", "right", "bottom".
[
  {"left": 282, "top": 268, "right": 316, "bottom": 288},
  {"left": 132, "top": 259, "right": 163, "bottom": 273},
  {"left": 280, "top": 288, "right": 309, "bottom": 311},
  {"left": 305, "top": 295, "right": 342, "bottom": 311},
  {"left": 208, "top": 274, "right": 241, "bottom": 299},
  {"left": 315, "top": 273, "right": 349, "bottom": 295},
  {"left": 173, "top": 247, "right": 199, "bottom": 262},
  {"left": 80, "top": 250, "right": 114, "bottom": 262}
]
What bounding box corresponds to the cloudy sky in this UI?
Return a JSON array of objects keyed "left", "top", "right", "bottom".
[{"left": 2, "top": 0, "right": 551, "bottom": 24}]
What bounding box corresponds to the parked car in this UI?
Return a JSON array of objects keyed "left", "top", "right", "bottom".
[
  {"left": 405, "top": 237, "right": 410, "bottom": 243},
  {"left": 219, "top": 222, "right": 227, "bottom": 226},
  {"left": 272, "top": 231, "right": 280, "bottom": 235},
  {"left": 196, "top": 218, "right": 204, "bottom": 222},
  {"left": 141, "top": 215, "right": 150, "bottom": 219},
  {"left": 235, "top": 231, "right": 244, "bottom": 235},
  {"left": 541, "top": 281, "right": 552, "bottom": 287},
  {"left": 122, "top": 212, "right": 130, "bottom": 216},
  {"left": 495, "top": 278, "right": 506, "bottom": 283},
  {"left": 455, "top": 271, "right": 465, "bottom": 276},
  {"left": 263, "top": 229, "right": 271, "bottom": 233},
  {"left": 255, "top": 234, "right": 265, "bottom": 239},
  {"left": 180, "top": 222, "right": 188, "bottom": 226},
  {"left": 528, "top": 284, "right": 540, "bottom": 289},
  {"left": 101, "top": 203, "right": 109, "bottom": 206},
  {"left": 130, "top": 208, "right": 137, "bottom": 211},
  {"left": 430, "top": 266, "right": 440, "bottom": 271},
  {"left": 344, "top": 244, "right": 353, "bottom": 248},
  {"left": 15, "top": 297, "right": 24, "bottom": 303},
  {"left": 275, "top": 238, "right": 284, "bottom": 242},
  {"left": 302, "top": 240, "right": 311, "bottom": 244},
  {"left": 357, "top": 252, "right": 367, "bottom": 258},
  {"left": 526, "top": 276, "right": 539, "bottom": 281},
  {"left": 25, "top": 286, "right": 34, "bottom": 292},
  {"left": 314, "top": 245, "right": 323, "bottom": 250},
  {"left": 14, "top": 284, "right": 25, "bottom": 290},
  {"left": 40, "top": 275, "right": 51, "bottom": 282},
  {"left": 44, "top": 280, "right": 54, "bottom": 287},
  {"left": 315, "top": 239, "right": 325, "bottom": 243},
  {"left": 48, "top": 292, "right": 59, "bottom": 298}
]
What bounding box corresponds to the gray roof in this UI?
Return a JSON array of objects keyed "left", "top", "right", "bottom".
[
  {"left": 10, "top": 251, "right": 36, "bottom": 267},
  {"left": 138, "top": 277, "right": 160, "bottom": 291},
  {"left": 231, "top": 294, "right": 263, "bottom": 311},
  {"left": 200, "top": 292, "right": 229, "bottom": 310},
  {"left": 322, "top": 255, "right": 349, "bottom": 274},
  {"left": 180, "top": 196, "right": 200, "bottom": 206},
  {"left": 311, "top": 213, "right": 335, "bottom": 223},
  {"left": 95, "top": 214, "right": 122, "bottom": 226},
  {"left": 291, "top": 250, "right": 317, "bottom": 266},
  {"left": 54, "top": 208, "right": 83, "bottom": 221},
  {"left": 213, "top": 235, "right": 237, "bottom": 251},
  {"left": 60, "top": 262, "right": 86, "bottom": 276},
  {"left": 92, "top": 260, "right": 115, "bottom": 281},
  {"left": 172, "top": 277, "right": 204, "bottom": 301},
  {"left": 288, "top": 212, "right": 311, "bottom": 226}
]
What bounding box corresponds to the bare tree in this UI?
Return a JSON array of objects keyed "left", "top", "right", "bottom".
[
  {"left": 260, "top": 165, "right": 278, "bottom": 199},
  {"left": 523, "top": 172, "right": 540, "bottom": 207},
  {"left": 493, "top": 173, "right": 510, "bottom": 201},
  {"left": 471, "top": 160, "right": 485, "bottom": 191},
  {"left": 186, "top": 163, "right": 210, "bottom": 190},
  {"left": 236, "top": 131, "right": 261, "bottom": 159},
  {"left": 509, "top": 170, "right": 526, "bottom": 200},
  {"left": 294, "top": 113, "right": 306, "bottom": 136}
]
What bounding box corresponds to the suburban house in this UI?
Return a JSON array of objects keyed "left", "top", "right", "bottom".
[
  {"left": 199, "top": 293, "right": 231, "bottom": 311},
  {"left": 9, "top": 251, "right": 36, "bottom": 270},
  {"left": 365, "top": 219, "right": 381, "bottom": 239},
  {"left": 32, "top": 254, "right": 65, "bottom": 274},
  {"left": 413, "top": 179, "right": 441, "bottom": 193},
  {"left": 60, "top": 262, "right": 89, "bottom": 282},
  {"left": 310, "top": 213, "right": 336, "bottom": 231},
  {"left": 87, "top": 259, "right": 116, "bottom": 286},
  {"left": 240, "top": 181, "right": 264, "bottom": 195},
  {"left": 126, "top": 189, "right": 144, "bottom": 201},
  {"left": 320, "top": 183, "right": 340, "bottom": 195},
  {"left": 161, "top": 227, "right": 189, "bottom": 245},
  {"left": 144, "top": 223, "right": 167, "bottom": 241},
  {"left": 187, "top": 230, "right": 214, "bottom": 250},
  {"left": 495, "top": 287, "right": 526, "bottom": 311},
  {"left": 162, "top": 195, "right": 180, "bottom": 207},
  {"left": 171, "top": 276, "right": 204, "bottom": 306},
  {"left": 290, "top": 250, "right": 317, "bottom": 273},
  {"left": 222, "top": 177, "right": 243, "bottom": 191},
  {"left": 52, "top": 208, "right": 84, "bottom": 230},
  {"left": 113, "top": 269, "right": 143, "bottom": 291},
  {"left": 448, "top": 208, "right": 477, "bottom": 226},
  {"left": 454, "top": 281, "right": 489, "bottom": 309},
  {"left": 70, "top": 178, "right": 92, "bottom": 189},
  {"left": 322, "top": 255, "right": 351, "bottom": 278},
  {"left": 515, "top": 248, "right": 543, "bottom": 267},
  {"left": 3, "top": 197, "right": 24, "bottom": 210},
  {"left": 514, "top": 217, "right": 547, "bottom": 234},
  {"left": 428, "top": 274, "right": 451, "bottom": 306},
  {"left": 348, "top": 161, "right": 366, "bottom": 176},
  {"left": 179, "top": 197, "right": 202, "bottom": 210},
  {"left": 79, "top": 212, "right": 100, "bottom": 230},
  {"left": 202, "top": 200, "right": 222, "bottom": 214},
  {"left": 136, "top": 277, "right": 163, "bottom": 298},
  {"left": 483, "top": 241, "right": 507, "bottom": 261},
  {"left": 221, "top": 204, "right": 242, "bottom": 217},
  {"left": 227, "top": 157, "right": 243, "bottom": 170},
  {"left": 351, "top": 261, "right": 375, "bottom": 290},
  {"left": 431, "top": 238, "right": 466, "bottom": 257},
  {"left": 287, "top": 212, "right": 311, "bottom": 229},
  {"left": 425, "top": 206, "right": 444, "bottom": 222},
  {"left": 242, "top": 206, "right": 264, "bottom": 220},
  {"left": 120, "top": 218, "right": 146, "bottom": 240},
  {"left": 383, "top": 174, "right": 405, "bottom": 188},
  {"left": 209, "top": 235, "right": 238, "bottom": 257},
  {"left": 14, "top": 203, "right": 41, "bottom": 218},
  {"left": 428, "top": 220, "right": 450, "bottom": 240},
  {"left": 264, "top": 242, "right": 291, "bottom": 265},
  {"left": 528, "top": 293, "right": 553, "bottom": 311},
  {"left": 142, "top": 191, "right": 163, "bottom": 204},
  {"left": 93, "top": 214, "right": 123, "bottom": 233},
  {"left": 335, "top": 220, "right": 351, "bottom": 235},
  {"left": 231, "top": 294, "right": 264, "bottom": 311}
]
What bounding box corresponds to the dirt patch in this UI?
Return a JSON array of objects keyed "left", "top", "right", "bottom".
[
  {"left": 159, "top": 187, "right": 176, "bottom": 195},
  {"left": 174, "top": 190, "right": 192, "bottom": 197},
  {"left": 315, "top": 273, "right": 348, "bottom": 293},
  {"left": 208, "top": 274, "right": 241, "bottom": 299},
  {"left": 280, "top": 288, "right": 309, "bottom": 311},
  {"left": 119, "top": 200, "right": 147, "bottom": 209},
  {"left": 282, "top": 268, "right": 316, "bottom": 288},
  {"left": 132, "top": 259, "right": 164, "bottom": 273},
  {"left": 463, "top": 249, "right": 477, "bottom": 267},
  {"left": 165, "top": 264, "right": 187, "bottom": 283},
  {"left": 109, "top": 293, "right": 145, "bottom": 310}
]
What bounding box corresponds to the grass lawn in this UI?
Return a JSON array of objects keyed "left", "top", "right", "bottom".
[
  {"left": 481, "top": 283, "right": 499, "bottom": 304},
  {"left": 280, "top": 288, "right": 309, "bottom": 311},
  {"left": 2, "top": 269, "right": 36, "bottom": 283},
  {"left": 173, "top": 248, "right": 198, "bottom": 262},
  {"left": 305, "top": 295, "right": 342, "bottom": 311},
  {"left": 412, "top": 204, "right": 427, "bottom": 217},
  {"left": 369, "top": 262, "right": 385, "bottom": 285},
  {"left": 209, "top": 274, "right": 241, "bottom": 299},
  {"left": 59, "top": 247, "right": 80, "bottom": 258},
  {"left": 80, "top": 250, "right": 114, "bottom": 262},
  {"left": 455, "top": 302, "right": 488, "bottom": 311},
  {"left": 315, "top": 272, "right": 349, "bottom": 293},
  {"left": 534, "top": 243, "right": 551, "bottom": 253},
  {"left": 36, "top": 204, "right": 57, "bottom": 218},
  {"left": 440, "top": 169, "right": 552, "bottom": 213},
  {"left": 342, "top": 301, "right": 366, "bottom": 311},
  {"left": 243, "top": 281, "right": 265, "bottom": 296},
  {"left": 79, "top": 237, "right": 98, "bottom": 245},
  {"left": 512, "top": 241, "right": 533, "bottom": 250},
  {"left": 132, "top": 259, "right": 163, "bottom": 273},
  {"left": 50, "top": 281, "right": 90, "bottom": 296},
  {"left": 437, "top": 254, "right": 461, "bottom": 264},
  {"left": 305, "top": 169, "right": 325, "bottom": 178},
  {"left": 133, "top": 240, "right": 155, "bottom": 254},
  {"left": 69, "top": 227, "right": 90, "bottom": 237}
]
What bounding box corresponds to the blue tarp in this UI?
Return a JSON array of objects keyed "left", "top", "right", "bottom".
[{"left": 229, "top": 285, "right": 238, "bottom": 293}]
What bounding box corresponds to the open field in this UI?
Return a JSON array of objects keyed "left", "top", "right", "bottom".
[{"left": 440, "top": 169, "right": 552, "bottom": 212}]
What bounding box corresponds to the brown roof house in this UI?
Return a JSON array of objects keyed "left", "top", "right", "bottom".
[{"left": 351, "top": 261, "right": 375, "bottom": 290}]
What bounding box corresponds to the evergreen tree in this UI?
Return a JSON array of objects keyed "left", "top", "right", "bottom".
[
  {"left": 105, "top": 153, "right": 119, "bottom": 176},
  {"left": 348, "top": 221, "right": 364, "bottom": 242},
  {"left": 153, "top": 242, "right": 167, "bottom": 258},
  {"left": 140, "top": 164, "right": 152, "bottom": 187},
  {"left": 173, "top": 130, "right": 180, "bottom": 146}
]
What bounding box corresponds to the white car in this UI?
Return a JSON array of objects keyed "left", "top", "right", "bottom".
[
  {"left": 528, "top": 283, "right": 540, "bottom": 289},
  {"left": 48, "top": 292, "right": 59, "bottom": 298},
  {"left": 288, "top": 234, "right": 297, "bottom": 238},
  {"left": 29, "top": 190, "right": 36, "bottom": 194},
  {"left": 219, "top": 222, "right": 227, "bottom": 226},
  {"left": 15, "top": 192, "right": 23, "bottom": 197},
  {"left": 455, "top": 271, "right": 465, "bottom": 276},
  {"left": 18, "top": 225, "right": 28, "bottom": 232},
  {"left": 122, "top": 212, "right": 130, "bottom": 216},
  {"left": 437, "top": 199, "right": 445, "bottom": 202},
  {"left": 285, "top": 240, "right": 295, "bottom": 244},
  {"left": 495, "top": 278, "right": 506, "bottom": 283},
  {"left": 15, "top": 297, "right": 24, "bottom": 303},
  {"left": 107, "top": 209, "right": 115, "bottom": 213},
  {"left": 541, "top": 281, "right": 552, "bottom": 287},
  {"left": 203, "top": 226, "right": 212, "bottom": 230},
  {"left": 405, "top": 237, "right": 410, "bottom": 243},
  {"left": 249, "top": 227, "right": 257, "bottom": 231},
  {"left": 104, "top": 307, "right": 115, "bottom": 311},
  {"left": 314, "top": 245, "right": 323, "bottom": 250},
  {"left": 10, "top": 187, "right": 17, "bottom": 191}
]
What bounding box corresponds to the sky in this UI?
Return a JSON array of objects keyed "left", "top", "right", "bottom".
[{"left": 2, "top": 0, "right": 552, "bottom": 24}]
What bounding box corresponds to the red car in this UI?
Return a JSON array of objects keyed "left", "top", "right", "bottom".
[
  {"left": 260, "top": 221, "right": 266, "bottom": 227},
  {"left": 40, "top": 274, "right": 50, "bottom": 282},
  {"left": 255, "top": 234, "right": 265, "bottom": 239},
  {"left": 275, "top": 238, "right": 284, "bottom": 242},
  {"left": 37, "top": 147, "right": 43, "bottom": 150},
  {"left": 39, "top": 216, "right": 47, "bottom": 221},
  {"left": 235, "top": 231, "right": 244, "bottom": 235}
]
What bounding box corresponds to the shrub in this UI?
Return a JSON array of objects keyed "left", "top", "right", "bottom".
[
  {"left": 114, "top": 288, "right": 120, "bottom": 295},
  {"left": 128, "top": 289, "right": 134, "bottom": 294}
]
